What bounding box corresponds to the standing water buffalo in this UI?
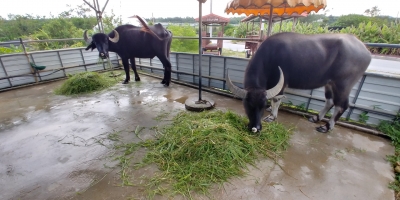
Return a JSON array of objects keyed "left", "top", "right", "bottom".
[
  {"left": 84, "top": 15, "right": 173, "bottom": 86},
  {"left": 227, "top": 32, "right": 371, "bottom": 133}
]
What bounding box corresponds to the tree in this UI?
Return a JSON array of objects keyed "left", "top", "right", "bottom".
[
  {"left": 365, "top": 6, "right": 381, "bottom": 17},
  {"left": 99, "top": 9, "right": 123, "bottom": 33}
]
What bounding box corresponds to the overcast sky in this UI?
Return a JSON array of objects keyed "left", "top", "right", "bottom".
[{"left": 1, "top": 0, "right": 399, "bottom": 21}]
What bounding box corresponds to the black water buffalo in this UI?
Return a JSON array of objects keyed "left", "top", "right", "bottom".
[
  {"left": 84, "top": 15, "right": 173, "bottom": 86},
  {"left": 227, "top": 32, "right": 371, "bottom": 133}
]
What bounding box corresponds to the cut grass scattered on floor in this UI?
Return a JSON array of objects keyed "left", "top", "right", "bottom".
[
  {"left": 118, "top": 110, "right": 293, "bottom": 199},
  {"left": 54, "top": 71, "right": 119, "bottom": 95}
]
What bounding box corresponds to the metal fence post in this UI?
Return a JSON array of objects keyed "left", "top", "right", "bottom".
[
  {"left": 223, "top": 57, "right": 227, "bottom": 90},
  {"left": 57, "top": 51, "right": 67, "bottom": 77},
  {"left": 0, "top": 57, "right": 12, "bottom": 87},
  {"left": 192, "top": 54, "right": 195, "bottom": 84},
  {"left": 208, "top": 56, "right": 211, "bottom": 88},
  {"left": 305, "top": 89, "right": 314, "bottom": 111},
  {"left": 176, "top": 54, "right": 179, "bottom": 81},
  {"left": 29, "top": 55, "right": 42, "bottom": 82},
  {"left": 150, "top": 59, "right": 153, "bottom": 73},
  {"left": 346, "top": 75, "right": 367, "bottom": 120},
  {"left": 19, "top": 38, "right": 38, "bottom": 83},
  {"left": 80, "top": 49, "right": 88, "bottom": 71}
]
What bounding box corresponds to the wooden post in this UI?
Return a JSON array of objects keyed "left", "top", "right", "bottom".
[{"left": 20, "top": 38, "right": 38, "bottom": 83}]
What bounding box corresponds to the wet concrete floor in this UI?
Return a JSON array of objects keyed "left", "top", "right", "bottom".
[{"left": 0, "top": 74, "right": 395, "bottom": 200}]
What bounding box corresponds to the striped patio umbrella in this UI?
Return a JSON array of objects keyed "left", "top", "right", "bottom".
[{"left": 225, "top": 0, "right": 327, "bottom": 36}]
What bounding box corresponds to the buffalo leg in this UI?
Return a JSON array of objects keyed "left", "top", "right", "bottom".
[
  {"left": 316, "top": 83, "right": 350, "bottom": 133},
  {"left": 309, "top": 84, "right": 334, "bottom": 123},
  {"left": 121, "top": 58, "right": 130, "bottom": 84},
  {"left": 129, "top": 57, "right": 140, "bottom": 81},
  {"left": 263, "top": 95, "right": 285, "bottom": 122},
  {"left": 158, "top": 55, "right": 172, "bottom": 87}
]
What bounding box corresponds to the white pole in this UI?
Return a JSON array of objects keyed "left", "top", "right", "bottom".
[{"left": 209, "top": 0, "right": 212, "bottom": 37}]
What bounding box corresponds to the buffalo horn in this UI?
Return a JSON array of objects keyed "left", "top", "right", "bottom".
[
  {"left": 83, "top": 30, "right": 91, "bottom": 44},
  {"left": 226, "top": 70, "right": 247, "bottom": 99},
  {"left": 265, "top": 66, "right": 285, "bottom": 99},
  {"left": 109, "top": 30, "right": 119, "bottom": 43}
]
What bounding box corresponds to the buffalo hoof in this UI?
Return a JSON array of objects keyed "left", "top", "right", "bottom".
[
  {"left": 308, "top": 116, "right": 319, "bottom": 123},
  {"left": 122, "top": 80, "right": 129, "bottom": 84},
  {"left": 161, "top": 79, "right": 170, "bottom": 87},
  {"left": 263, "top": 115, "right": 275, "bottom": 122},
  {"left": 135, "top": 77, "right": 141, "bottom": 81},
  {"left": 316, "top": 125, "right": 330, "bottom": 133}
]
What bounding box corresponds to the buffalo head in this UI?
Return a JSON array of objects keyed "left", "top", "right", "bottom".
[
  {"left": 83, "top": 30, "right": 119, "bottom": 59},
  {"left": 226, "top": 67, "right": 284, "bottom": 133}
]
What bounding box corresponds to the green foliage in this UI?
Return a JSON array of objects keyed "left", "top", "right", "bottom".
[
  {"left": 378, "top": 113, "right": 400, "bottom": 195},
  {"left": 333, "top": 14, "right": 389, "bottom": 28},
  {"left": 0, "top": 14, "right": 47, "bottom": 41},
  {"left": 224, "top": 24, "right": 235, "bottom": 36},
  {"left": 272, "top": 21, "right": 330, "bottom": 34},
  {"left": 28, "top": 18, "right": 84, "bottom": 50},
  {"left": 96, "top": 9, "right": 122, "bottom": 34},
  {"left": 54, "top": 71, "right": 118, "bottom": 95},
  {"left": 298, "top": 14, "right": 327, "bottom": 24},
  {"left": 228, "top": 17, "right": 246, "bottom": 24},
  {"left": 122, "top": 110, "right": 292, "bottom": 198},
  {"left": 167, "top": 25, "right": 198, "bottom": 53},
  {"left": 143, "top": 16, "right": 244, "bottom": 24},
  {"left": 145, "top": 17, "right": 196, "bottom": 24},
  {"left": 340, "top": 22, "right": 400, "bottom": 55},
  {"left": 233, "top": 22, "right": 260, "bottom": 38},
  {"left": 0, "top": 45, "right": 23, "bottom": 55},
  {"left": 0, "top": 3, "right": 96, "bottom": 42},
  {"left": 358, "top": 111, "right": 369, "bottom": 124},
  {"left": 69, "top": 17, "right": 97, "bottom": 30}
]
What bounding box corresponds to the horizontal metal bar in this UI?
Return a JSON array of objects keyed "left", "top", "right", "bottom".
[
  {"left": 0, "top": 60, "right": 119, "bottom": 81},
  {"left": 172, "top": 36, "right": 261, "bottom": 41},
  {"left": 24, "top": 38, "right": 84, "bottom": 43},
  {"left": 136, "top": 63, "right": 225, "bottom": 81},
  {"left": 2, "top": 38, "right": 400, "bottom": 49},
  {"left": 365, "top": 43, "right": 400, "bottom": 48}
]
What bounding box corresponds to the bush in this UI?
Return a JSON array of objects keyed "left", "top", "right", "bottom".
[
  {"left": 167, "top": 24, "right": 198, "bottom": 53},
  {"left": 340, "top": 22, "right": 400, "bottom": 55},
  {"left": 0, "top": 45, "right": 23, "bottom": 55}
]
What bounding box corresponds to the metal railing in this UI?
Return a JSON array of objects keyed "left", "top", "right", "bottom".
[
  {"left": 1, "top": 37, "right": 399, "bottom": 125},
  {"left": 1, "top": 37, "right": 399, "bottom": 48}
]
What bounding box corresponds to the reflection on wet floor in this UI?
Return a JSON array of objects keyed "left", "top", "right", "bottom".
[{"left": 0, "top": 75, "right": 395, "bottom": 200}]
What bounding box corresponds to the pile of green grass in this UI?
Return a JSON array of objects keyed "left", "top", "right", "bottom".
[
  {"left": 119, "top": 110, "right": 292, "bottom": 198},
  {"left": 55, "top": 71, "right": 119, "bottom": 95}
]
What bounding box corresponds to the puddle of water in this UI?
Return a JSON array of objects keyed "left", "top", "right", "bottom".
[{"left": 174, "top": 96, "right": 189, "bottom": 104}]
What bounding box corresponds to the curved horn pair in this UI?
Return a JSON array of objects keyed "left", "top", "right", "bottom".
[
  {"left": 83, "top": 30, "right": 119, "bottom": 43},
  {"left": 226, "top": 66, "right": 285, "bottom": 99}
]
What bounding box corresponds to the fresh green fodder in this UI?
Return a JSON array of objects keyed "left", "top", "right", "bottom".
[
  {"left": 55, "top": 71, "right": 119, "bottom": 95},
  {"left": 122, "top": 110, "right": 292, "bottom": 198}
]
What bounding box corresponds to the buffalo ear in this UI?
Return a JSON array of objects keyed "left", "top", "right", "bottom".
[{"left": 85, "top": 42, "right": 96, "bottom": 51}]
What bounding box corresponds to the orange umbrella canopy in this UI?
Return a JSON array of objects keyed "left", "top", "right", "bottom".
[{"left": 225, "top": 0, "right": 327, "bottom": 16}]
